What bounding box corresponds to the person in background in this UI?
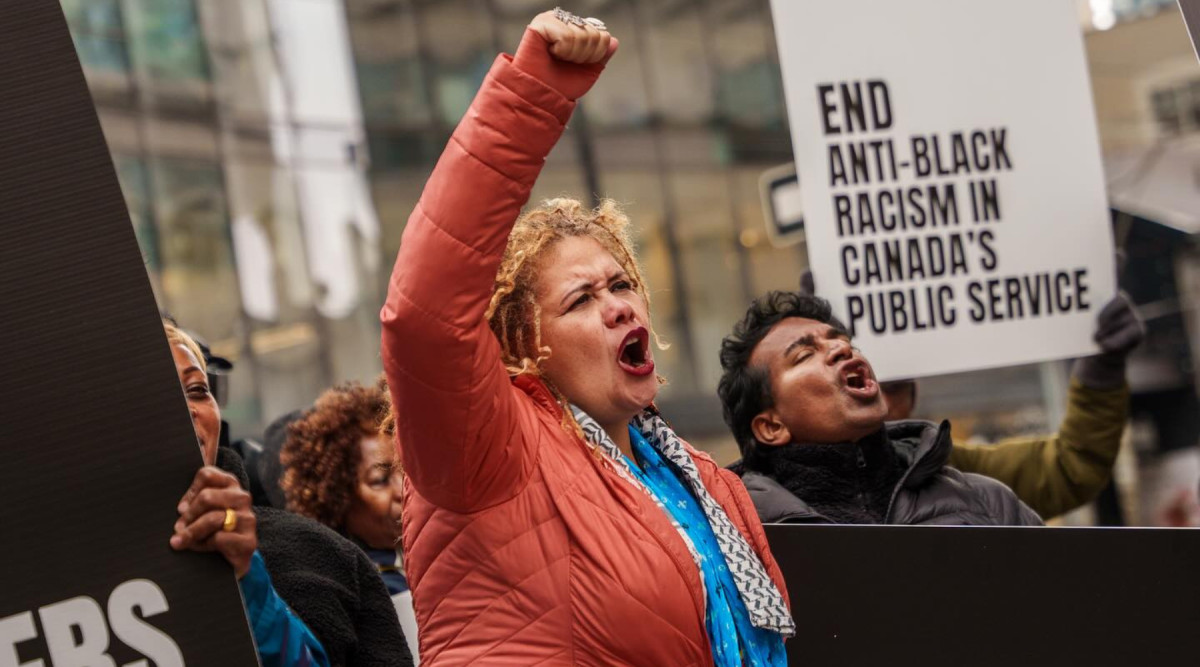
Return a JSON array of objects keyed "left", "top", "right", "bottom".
[
  {"left": 798, "top": 271, "right": 1142, "bottom": 520},
  {"left": 718, "top": 292, "right": 1043, "bottom": 526},
  {"left": 256, "top": 408, "right": 305, "bottom": 508},
  {"left": 879, "top": 380, "right": 918, "bottom": 422},
  {"left": 186, "top": 336, "right": 282, "bottom": 508},
  {"left": 280, "top": 380, "right": 420, "bottom": 664},
  {"left": 165, "top": 321, "right": 414, "bottom": 667},
  {"left": 380, "top": 10, "right": 794, "bottom": 665},
  {"left": 166, "top": 320, "right": 328, "bottom": 667},
  {"left": 935, "top": 295, "right": 1141, "bottom": 520}
]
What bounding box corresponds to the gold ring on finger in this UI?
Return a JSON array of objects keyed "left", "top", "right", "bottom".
[{"left": 222, "top": 508, "right": 238, "bottom": 532}]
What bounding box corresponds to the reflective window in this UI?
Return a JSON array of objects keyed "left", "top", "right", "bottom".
[
  {"left": 417, "top": 1, "right": 494, "bottom": 125},
  {"left": 1148, "top": 79, "right": 1200, "bottom": 137},
  {"left": 641, "top": 3, "right": 715, "bottom": 124},
  {"left": 566, "top": 7, "right": 652, "bottom": 128},
  {"left": 61, "top": 0, "right": 131, "bottom": 73},
  {"left": 346, "top": 1, "right": 433, "bottom": 126},
  {"left": 716, "top": 62, "right": 784, "bottom": 129},
  {"left": 124, "top": 0, "right": 210, "bottom": 82},
  {"left": 151, "top": 158, "right": 241, "bottom": 341},
  {"left": 200, "top": 0, "right": 275, "bottom": 126},
  {"left": 358, "top": 58, "right": 433, "bottom": 124}
]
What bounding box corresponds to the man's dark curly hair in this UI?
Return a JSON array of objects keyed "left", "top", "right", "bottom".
[
  {"left": 280, "top": 380, "right": 389, "bottom": 531},
  {"left": 717, "top": 291, "right": 846, "bottom": 460}
]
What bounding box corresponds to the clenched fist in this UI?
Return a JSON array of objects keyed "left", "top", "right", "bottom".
[{"left": 528, "top": 10, "right": 616, "bottom": 63}]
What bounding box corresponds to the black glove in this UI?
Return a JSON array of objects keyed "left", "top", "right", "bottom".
[{"left": 1072, "top": 293, "right": 1145, "bottom": 390}]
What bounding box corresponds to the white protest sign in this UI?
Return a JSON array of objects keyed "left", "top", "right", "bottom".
[{"left": 770, "top": 0, "right": 1114, "bottom": 380}]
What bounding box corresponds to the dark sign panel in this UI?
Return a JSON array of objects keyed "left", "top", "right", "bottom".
[
  {"left": 1179, "top": 0, "right": 1200, "bottom": 62},
  {"left": 767, "top": 524, "right": 1200, "bottom": 666},
  {"left": 0, "top": 3, "right": 259, "bottom": 665}
]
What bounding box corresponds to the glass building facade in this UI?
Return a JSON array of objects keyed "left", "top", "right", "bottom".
[{"left": 64, "top": 0, "right": 384, "bottom": 436}]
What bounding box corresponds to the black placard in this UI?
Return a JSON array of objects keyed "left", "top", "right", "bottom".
[
  {"left": 1180, "top": 0, "right": 1200, "bottom": 62},
  {"left": 0, "top": 3, "right": 259, "bottom": 665},
  {"left": 766, "top": 524, "right": 1200, "bottom": 666}
]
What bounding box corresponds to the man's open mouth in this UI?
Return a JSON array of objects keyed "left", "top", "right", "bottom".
[
  {"left": 840, "top": 359, "right": 879, "bottom": 400},
  {"left": 617, "top": 327, "right": 655, "bottom": 376}
]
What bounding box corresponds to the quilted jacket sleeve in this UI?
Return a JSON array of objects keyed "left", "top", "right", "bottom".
[
  {"left": 380, "top": 30, "right": 610, "bottom": 512},
  {"left": 948, "top": 380, "right": 1129, "bottom": 520}
]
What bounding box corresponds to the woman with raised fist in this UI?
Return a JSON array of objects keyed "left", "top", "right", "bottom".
[{"left": 381, "top": 9, "right": 793, "bottom": 666}]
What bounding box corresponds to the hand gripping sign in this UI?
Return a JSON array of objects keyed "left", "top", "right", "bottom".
[
  {"left": 770, "top": 0, "right": 1115, "bottom": 380},
  {"left": 0, "top": 3, "right": 259, "bottom": 666}
]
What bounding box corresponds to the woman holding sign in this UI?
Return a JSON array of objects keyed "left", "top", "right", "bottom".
[
  {"left": 380, "top": 9, "right": 793, "bottom": 666},
  {"left": 164, "top": 320, "right": 330, "bottom": 667},
  {"left": 165, "top": 321, "right": 414, "bottom": 667}
]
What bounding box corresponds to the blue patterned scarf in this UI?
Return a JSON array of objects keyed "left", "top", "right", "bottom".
[
  {"left": 571, "top": 406, "right": 795, "bottom": 638},
  {"left": 625, "top": 426, "right": 788, "bottom": 666}
]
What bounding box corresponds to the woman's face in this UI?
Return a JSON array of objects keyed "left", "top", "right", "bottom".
[
  {"left": 171, "top": 343, "right": 221, "bottom": 466},
  {"left": 535, "top": 236, "right": 658, "bottom": 430},
  {"left": 344, "top": 435, "right": 403, "bottom": 550}
]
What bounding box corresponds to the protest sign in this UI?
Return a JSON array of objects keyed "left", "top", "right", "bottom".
[
  {"left": 766, "top": 524, "right": 1200, "bottom": 666},
  {"left": 770, "top": 0, "right": 1115, "bottom": 380},
  {"left": 0, "top": 3, "right": 259, "bottom": 665}
]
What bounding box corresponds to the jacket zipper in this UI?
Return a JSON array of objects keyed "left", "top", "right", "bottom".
[
  {"left": 855, "top": 444, "right": 869, "bottom": 516},
  {"left": 883, "top": 422, "right": 947, "bottom": 522}
]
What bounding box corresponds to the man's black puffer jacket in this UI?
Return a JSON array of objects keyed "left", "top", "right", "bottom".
[
  {"left": 737, "top": 420, "right": 1043, "bottom": 527},
  {"left": 217, "top": 447, "right": 414, "bottom": 667}
]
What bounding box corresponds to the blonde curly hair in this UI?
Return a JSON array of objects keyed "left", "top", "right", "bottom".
[
  {"left": 163, "top": 319, "right": 206, "bottom": 373},
  {"left": 488, "top": 198, "right": 660, "bottom": 375},
  {"left": 384, "top": 197, "right": 663, "bottom": 438}
]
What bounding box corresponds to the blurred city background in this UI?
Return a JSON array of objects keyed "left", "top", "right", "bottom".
[{"left": 61, "top": 0, "right": 1199, "bottom": 525}]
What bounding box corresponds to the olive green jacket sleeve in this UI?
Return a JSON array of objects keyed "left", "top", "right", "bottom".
[{"left": 947, "top": 380, "right": 1130, "bottom": 520}]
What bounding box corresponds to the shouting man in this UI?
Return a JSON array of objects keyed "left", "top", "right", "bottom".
[{"left": 718, "top": 291, "right": 1041, "bottom": 526}]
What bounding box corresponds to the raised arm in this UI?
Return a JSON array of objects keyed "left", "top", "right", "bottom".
[
  {"left": 949, "top": 380, "right": 1129, "bottom": 519},
  {"left": 381, "top": 16, "right": 615, "bottom": 512},
  {"left": 949, "top": 295, "right": 1140, "bottom": 519}
]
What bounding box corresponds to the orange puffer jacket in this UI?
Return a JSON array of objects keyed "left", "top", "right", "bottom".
[{"left": 381, "top": 30, "right": 790, "bottom": 666}]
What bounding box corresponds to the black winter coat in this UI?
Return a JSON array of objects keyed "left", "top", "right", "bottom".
[
  {"left": 217, "top": 447, "right": 414, "bottom": 667},
  {"left": 739, "top": 421, "right": 1043, "bottom": 526}
]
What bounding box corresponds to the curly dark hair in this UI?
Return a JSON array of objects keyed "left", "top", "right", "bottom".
[
  {"left": 280, "top": 380, "right": 389, "bottom": 530},
  {"left": 717, "top": 291, "right": 847, "bottom": 460}
]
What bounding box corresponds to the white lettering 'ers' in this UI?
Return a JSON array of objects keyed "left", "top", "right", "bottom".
[{"left": 0, "top": 579, "right": 183, "bottom": 667}]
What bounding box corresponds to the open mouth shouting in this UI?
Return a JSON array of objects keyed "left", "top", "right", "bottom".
[
  {"left": 617, "top": 326, "right": 655, "bottom": 376},
  {"left": 840, "top": 359, "right": 879, "bottom": 401}
]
